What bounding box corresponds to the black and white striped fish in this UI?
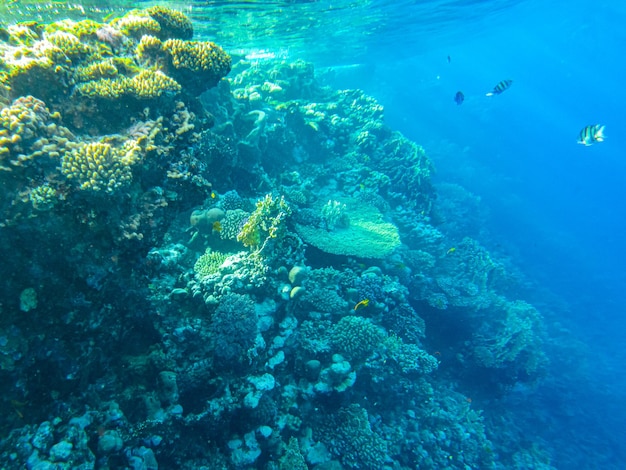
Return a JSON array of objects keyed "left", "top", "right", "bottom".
[
  {"left": 577, "top": 124, "right": 606, "bottom": 146},
  {"left": 486, "top": 79, "right": 513, "bottom": 96}
]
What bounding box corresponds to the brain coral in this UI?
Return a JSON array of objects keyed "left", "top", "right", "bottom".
[{"left": 295, "top": 197, "right": 400, "bottom": 259}]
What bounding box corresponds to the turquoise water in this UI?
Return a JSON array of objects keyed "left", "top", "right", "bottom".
[{"left": 0, "top": 1, "right": 624, "bottom": 468}]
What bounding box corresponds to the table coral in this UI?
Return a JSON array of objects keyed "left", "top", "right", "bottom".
[{"left": 295, "top": 197, "right": 400, "bottom": 259}]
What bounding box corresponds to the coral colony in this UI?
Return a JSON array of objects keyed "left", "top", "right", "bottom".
[{"left": 0, "top": 7, "right": 549, "bottom": 469}]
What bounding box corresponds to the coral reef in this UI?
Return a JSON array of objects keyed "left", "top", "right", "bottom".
[{"left": 0, "top": 13, "right": 554, "bottom": 467}]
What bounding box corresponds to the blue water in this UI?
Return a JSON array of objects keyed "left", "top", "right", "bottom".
[
  {"left": 350, "top": 1, "right": 626, "bottom": 466},
  {"left": 1, "top": 0, "right": 625, "bottom": 468}
]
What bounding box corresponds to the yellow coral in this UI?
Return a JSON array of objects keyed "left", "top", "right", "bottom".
[
  {"left": 194, "top": 249, "right": 229, "bottom": 277},
  {"left": 6, "top": 24, "right": 41, "bottom": 47},
  {"left": 29, "top": 184, "right": 58, "bottom": 211},
  {"left": 162, "top": 39, "right": 231, "bottom": 93},
  {"left": 237, "top": 194, "right": 291, "bottom": 249},
  {"left": 74, "top": 60, "right": 119, "bottom": 82},
  {"left": 75, "top": 77, "right": 127, "bottom": 99},
  {"left": 44, "top": 19, "right": 102, "bottom": 40},
  {"left": 0, "top": 95, "right": 73, "bottom": 169},
  {"left": 129, "top": 69, "right": 181, "bottom": 99},
  {"left": 61, "top": 141, "right": 133, "bottom": 192},
  {"left": 146, "top": 6, "right": 193, "bottom": 40},
  {"left": 136, "top": 35, "right": 163, "bottom": 61},
  {"left": 76, "top": 69, "right": 181, "bottom": 100},
  {"left": 45, "top": 31, "right": 89, "bottom": 59},
  {"left": 163, "top": 39, "right": 230, "bottom": 75},
  {"left": 111, "top": 14, "right": 161, "bottom": 38}
]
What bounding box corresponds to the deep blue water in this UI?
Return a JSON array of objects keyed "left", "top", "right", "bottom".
[
  {"left": 240, "top": 0, "right": 626, "bottom": 465},
  {"left": 1, "top": 0, "right": 625, "bottom": 468},
  {"left": 350, "top": 0, "right": 626, "bottom": 466}
]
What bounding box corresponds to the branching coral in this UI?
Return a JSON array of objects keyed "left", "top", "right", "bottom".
[
  {"left": 146, "top": 6, "right": 194, "bottom": 40},
  {"left": 237, "top": 194, "right": 292, "bottom": 250},
  {"left": 60, "top": 141, "right": 134, "bottom": 192},
  {"left": 161, "top": 39, "right": 231, "bottom": 94},
  {"left": 315, "top": 404, "right": 388, "bottom": 470},
  {"left": 110, "top": 14, "right": 161, "bottom": 39},
  {"left": 194, "top": 249, "right": 229, "bottom": 278},
  {"left": 76, "top": 69, "right": 181, "bottom": 100},
  {"left": 331, "top": 315, "right": 385, "bottom": 361},
  {"left": 472, "top": 296, "right": 548, "bottom": 380},
  {"left": 0, "top": 95, "right": 74, "bottom": 170},
  {"left": 210, "top": 293, "right": 258, "bottom": 367}
]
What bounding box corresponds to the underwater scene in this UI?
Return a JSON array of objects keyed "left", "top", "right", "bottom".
[{"left": 0, "top": 0, "right": 624, "bottom": 468}]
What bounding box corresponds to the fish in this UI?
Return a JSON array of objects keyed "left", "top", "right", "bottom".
[
  {"left": 353, "top": 299, "right": 370, "bottom": 310},
  {"left": 486, "top": 79, "right": 513, "bottom": 96},
  {"left": 577, "top": 124, "right": 606, "bottom": 146},
  {"left": 446, "top": 247, "right": 456, "bottom": 255},
  {"left": 447, "top": 55, "right": 451, "bottom": 63},
  {"left": 454, "top": 91, "right": 464, "bottom": 105},
  {"left": 212, "top": 221, "right": 222, "bottom": 232}
]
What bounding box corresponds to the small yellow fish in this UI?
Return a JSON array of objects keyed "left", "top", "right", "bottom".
[
  {"left": 212, "top": 221, "right": 222, "bottom": 232},
  {"left": 446, "top": 247, "right": 456, "bottom": 255},
  {"left": 210, "top": 191, "right": 217, "bottom": 199},
  {"left": 353, "top": 299, "right": 370, "bottom": 310}
]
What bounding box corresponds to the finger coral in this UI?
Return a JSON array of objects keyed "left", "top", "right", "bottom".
[
  {"left": 146, "top": 6, "right": 194, "bottom": 40},
  {"left": 76, "top": 69, "right": 181, "bottom": 100},
  {"left": 162, "top": 39, "right": 232, "bottom": 94},
  {"left": 0, "top": 95, "right": 73, "bottom": 170},
  {"left": 60, "top": 141, "right": 133, "bottom": 192}
]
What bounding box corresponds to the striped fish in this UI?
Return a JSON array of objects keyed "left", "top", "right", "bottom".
[
  {"left": 486, "top": 79, "right": 513, "bottom": 96},
  {"left": 577, "top": 124, "right": 606, "bottom": 146}
]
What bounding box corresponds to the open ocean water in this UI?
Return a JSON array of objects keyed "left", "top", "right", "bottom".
[{"left": 0, "top": 0, "right": 624, "bottom": 469}]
